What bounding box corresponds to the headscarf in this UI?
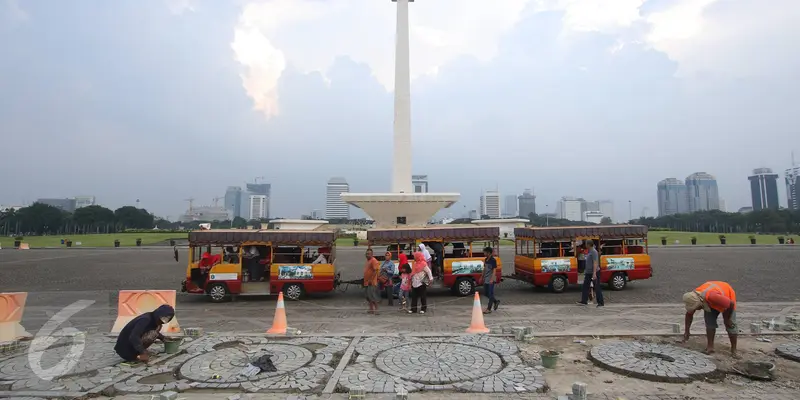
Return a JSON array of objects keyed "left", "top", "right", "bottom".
[
  {"left": 398, "top": 253, "right": 409, "bottom": 268},
  {"left": 682, "top": 291, "right": 706, "bottom": 312},
  {"left": 418, "top": 244, "right": 432, "bottom": 261},
  {"left": 412, "top": 252, "right": 427, "bottom": 275}
]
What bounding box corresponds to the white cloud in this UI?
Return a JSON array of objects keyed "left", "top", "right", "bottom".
[
  {"left": 165, "top": 0, "right": 196, "bottom": 15},
  {"left": 1, "top": 0, "right": 28, "bottom": 28},
  {"left": 231, "top": 0, "right": 799, "bottom": 119}
]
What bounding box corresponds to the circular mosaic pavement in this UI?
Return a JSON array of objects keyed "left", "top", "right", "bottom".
[
  {"left": 375, "top": 342, "right": 502, "bottom": 384},
  {"left": 179, "top": 344, "right": 313, "bottom": 383},
  {"left": 0, "top": 339, "right": 121, "bottom": 381},
  {"left": 589, "top": 341, "right": 717, "bottom": 383},
  {"left": 775, "top": 343, "right": 800, "bottom": 362}
]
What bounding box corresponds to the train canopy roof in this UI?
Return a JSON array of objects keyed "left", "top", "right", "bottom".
[
  {"left": 367, "top": 226, "right": 500, "bottom": 243},
  {"left": 188, "top": 229, "right": 336, "bottom": 245},
  {"left": 514, "top": 225, "right": 648, "bottom": 240}
]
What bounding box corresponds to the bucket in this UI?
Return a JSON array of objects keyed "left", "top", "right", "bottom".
[
  {"left": 163, "top": 337, "right": 184, "bottom": 354},
  {"left": 540, "top": 350, "right": 560, "bottom": 369}
]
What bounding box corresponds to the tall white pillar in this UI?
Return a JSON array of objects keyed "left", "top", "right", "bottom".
[{"left": 391, "top": 0, "right": 413, "bottom": 194}]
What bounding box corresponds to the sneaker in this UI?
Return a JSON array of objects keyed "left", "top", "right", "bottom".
[
  {"left": 493, "top": 300, "right": 500, "bottom": 311},
  {"left": 408, "top": 310, "right": 413, "bottom": 314},
  {"left": 420, "top": 310, "right": 425, "bottom": 314},
  {"left": 483, "top": 310, "right": 492, "bottom": 314},
  {"left": 576, "top": 302, "right": 588, "bottom": 306},
  {"left": 596, "top": 304, "right": 604, "bottom": 308}
]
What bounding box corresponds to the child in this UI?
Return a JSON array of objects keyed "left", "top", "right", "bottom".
[
  {"left": 399, "top": 264, "right": 412, "bottom": 311},
  {"left": 588, "top": 280, "right": 595, "bottom": 304}
]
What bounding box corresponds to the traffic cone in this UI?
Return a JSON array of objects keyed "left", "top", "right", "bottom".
[
  {"left": 267, "top": 292, "right": 288, "bottom": 335},
  {"left": 465, "top": 291, "right": 490, "bottom": 334}
]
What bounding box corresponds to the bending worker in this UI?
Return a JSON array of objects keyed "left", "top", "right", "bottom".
[
  {"left": 682, "top": 281, "right": 738, "bottom": 357},
  {"left": 114, "top": 304, "right": 175, "bottom": 362}
]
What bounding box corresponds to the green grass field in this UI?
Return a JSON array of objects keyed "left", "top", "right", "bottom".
[
  {"left": 0, "top": 233, "right": 187, "bottom": 248},
  {"left": 648, "top": 231, "right": 792, "bottom": 245}
]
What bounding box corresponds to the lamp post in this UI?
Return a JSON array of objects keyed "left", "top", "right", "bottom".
[
  {"left": 545, "top": 204, "right": 549, "bottom": 227},
  {"left": 628, "top": 200, "right": 632, "bottom": 222}
]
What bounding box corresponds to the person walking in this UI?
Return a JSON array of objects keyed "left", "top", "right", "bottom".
[
  {"left": 379, "top": 251, "right": 396, "bottom": 306},
  {"left": 418, "top": 243, "right": 434, "bottom": 277},
  {"left": 481, "top": 246, "right": 500, "bottom": 314},
  {"left": 363, "top": 249, "right": 381, "bottom": 314},
  {"left": 577, "top": 239, "right": 604, "bottom": 307},
  {"left": 682, "top": 281, "right": 738, "bottom": 357},
  {"left": 409, "top": 251, "right": 433, "bottom": 314}
]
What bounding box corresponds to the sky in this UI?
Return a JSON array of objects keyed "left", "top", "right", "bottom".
[{"left": 1, "top": 0, "right": 798, "bottom": 221}]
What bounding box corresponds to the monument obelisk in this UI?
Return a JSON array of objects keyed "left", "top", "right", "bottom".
[
  {"left": 391, "top": 0, "right": 413, "bottom": 194},
  {"left": 342, "top": 0, "right": 459, "bottom": 227}
]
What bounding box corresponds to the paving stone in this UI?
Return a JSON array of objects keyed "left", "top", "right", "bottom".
[
  {"left": 160, "top": 391, "right": 178, "bottom": 400},
  {"left": 588, "top": 341, "right": 717, "bottom": 383},
  {"left": 775, "top": 342, "right": 800, "bottom": 362}
]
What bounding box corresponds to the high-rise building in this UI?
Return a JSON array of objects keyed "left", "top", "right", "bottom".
[
  {"left": 598, "top": 200, "right": 614, "bottom": 223},
  {"left": 785, "top": 166, "right": 800, "bottom": 210},
  {"left": 325, "top": 177, "right": 350, "bottom": 219},
  {"left": 248, "top": 195, "right": 268, "bottom": 220},
  {"left": 503, "top": 195, "right": 517, "bottom": 217},
  {"left": 517, "top": 189, "right": 536, "bottom": 218},
  {"left": 74, "top": 196, "right": 96, "bottom": 209},
  {"left": 480, "top": 191, "right": 501, "bottom": 218},
  {"left": 224, "top": 186, "right": 243, "bottom": 218},
  {"left": 243, "top": 182, "right": 270, "bottom": 219},
  {"left": 749, "top": 168, "right": 779, "bottom": 211},
  {"left": 557, "top": 196, "right": 584, "bottom": 221},
  {"left": 685, "top": 172, "right": 720, "bottom": 212},
  {"left": 36, "top": 198, "right": 77, "bottom": 212},
  {"left": 656, "top": 178, "right": 689, "bottom": 216},
  {"left": 411, "top": 175, "right": 428, "bottom": 193}
]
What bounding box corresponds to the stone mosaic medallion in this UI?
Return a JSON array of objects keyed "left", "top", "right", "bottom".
[
  {"left": 775, "top": 343, "right": 800, "bottom": 362},
  {"left": 589, "top": 341, "right": 717, "bottom": 383},
  {"left": 339, "top": 336, "right": 547, "bottom": 394},
  {"left": 179, "top": 344, "right": 314, "bottom": 382}
]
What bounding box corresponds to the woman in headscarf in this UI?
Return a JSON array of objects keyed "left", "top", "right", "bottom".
[
  {"left": 409, "top": 251, "right": 433, "bottom": 314},
  {"left": 418, "top": 243, "right": 434, "bottom": 278}
]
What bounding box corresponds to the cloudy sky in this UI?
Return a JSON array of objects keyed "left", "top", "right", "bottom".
[{"left": 1, "top": 0, "right": 798, "bottom": 220}]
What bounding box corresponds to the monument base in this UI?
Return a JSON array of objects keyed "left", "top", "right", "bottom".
[{"left": 341, "top": 193, "right": 460, "bottom": 228}]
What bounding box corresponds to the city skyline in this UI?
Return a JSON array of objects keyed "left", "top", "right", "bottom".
[{"left": 1, "top": 2, "right": 797, "bottom": 221}]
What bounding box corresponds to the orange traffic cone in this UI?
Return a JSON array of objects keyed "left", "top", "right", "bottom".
[
  {"left": 267, "top": 292, "right": 288, "bottom": 335},
  {"left": 465, "top": 291, "right": 490, "bottom": 334}
]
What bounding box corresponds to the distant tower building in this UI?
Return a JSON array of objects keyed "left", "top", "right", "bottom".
[
  {"left": 503, "top": 195, "right": 517, "bottom": 217},
  {"left": 656, "top": 178, "right": 688, "bottom": 216},
  {"left": 74, "top": 196, "right": 96, "bottom": 209},
  {"left": 248, "top": 195, "right": 268, "bottom": 220},
  {"left": 326, "top": 177, "right": 350, "bottom": 219},
  {"left": 480, "top": 191, "right": 501, "bottom": 218},
  {"left": 224, "top": 186, "right": 243, "bottom": 218},
  {"left": 411, "top": 175, "right": 429, "bottom": 193},
  {"left": 468, "top": 209, "right": 479, "bottom": 220},
  {"left": 557, "top": 196, "right": 584, "bottom": 221},
  {"left": 685, "top": 172, "right": 720, "bottom": 212},
  {"left": 517, "top": 189, "right": 536, "bottom": 218},
  {"left": 785, "top": 165, "right": 800, "bottom": 210},
  {"left": 598, "top": 200, "right": 614, "bottom": 222},
  {"left": 246, "top": 183, "right": 271, "bottom": 219},
  {"left": 749, "top": 168, "right": 779, "bottom": 211},
  {"left": 36, "top": 198, "right": 77, "bottom": 213}
]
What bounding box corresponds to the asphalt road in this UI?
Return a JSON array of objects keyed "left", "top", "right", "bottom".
[{"left": 3, "top": 245, "right": 800, "bottom": 304}]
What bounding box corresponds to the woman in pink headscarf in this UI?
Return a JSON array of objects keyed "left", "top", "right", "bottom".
[{"left": 409, "top": 251, "right": 433, "bottom": 314}]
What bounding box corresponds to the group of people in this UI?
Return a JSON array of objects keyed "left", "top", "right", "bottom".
[{"left": 362, "top": 243, "right": 501, "bottom": 316}]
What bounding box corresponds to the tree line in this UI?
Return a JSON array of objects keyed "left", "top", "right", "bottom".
[
  {"left": 0, "top": 203, "right": 156, "bottom": 236},
  {"left": 630, "top": 209, "right": 800, "bottom": 234}
]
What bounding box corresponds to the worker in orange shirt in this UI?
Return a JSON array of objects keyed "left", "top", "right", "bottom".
[{"left": 682, "top": 281, "right": 738, "bottom": 357}]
